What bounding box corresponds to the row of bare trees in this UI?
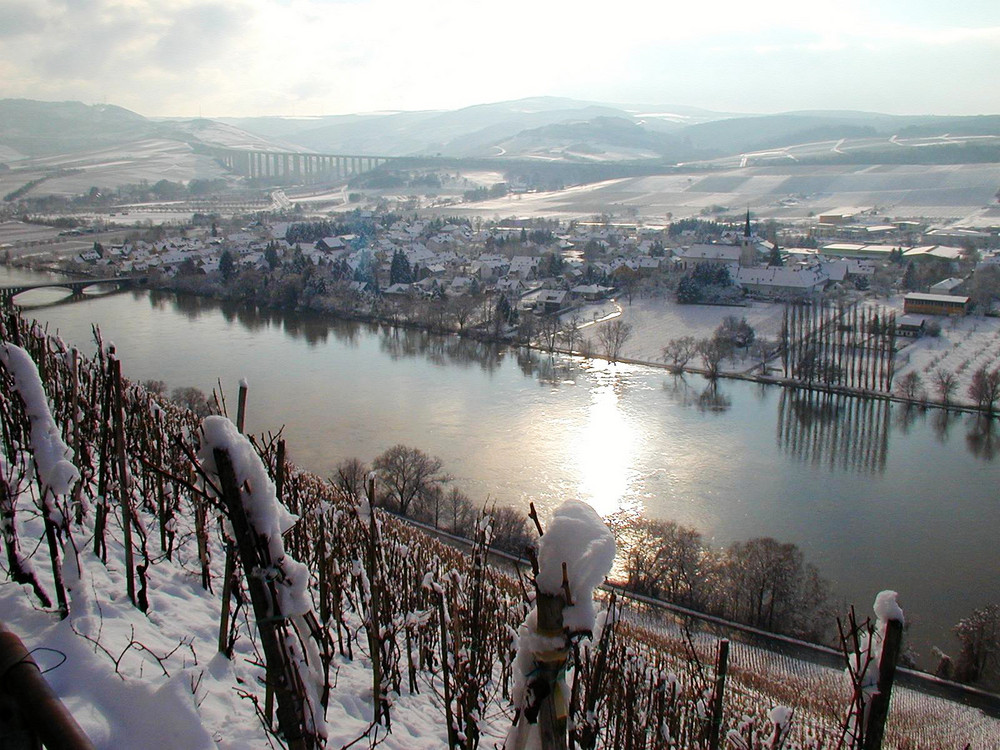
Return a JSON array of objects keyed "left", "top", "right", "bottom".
[
  {"left": 615, "top": 517, "right": 830, "bottom": 642},
  {"left": 336, "top": 446, "right": 533, "bottom": 555},
  {"left": 780, "top": 304, "right": 898, "bottom": 393}
]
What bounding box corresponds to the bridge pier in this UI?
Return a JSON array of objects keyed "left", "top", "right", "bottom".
[{"left": 217, "top": 148, "right": 393, "bottom": 182}]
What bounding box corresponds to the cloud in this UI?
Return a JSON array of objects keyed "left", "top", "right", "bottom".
[
  {"left": 148, "top": 2, "right": 250, "bottom": 69},
  {"left": 0, "top": 0, "right": 997, "bottom": 116},
  {"left": 0, "top": 2, "right": 48, "bottom": 38}
]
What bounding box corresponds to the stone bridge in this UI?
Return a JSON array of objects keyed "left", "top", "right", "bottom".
[
  {"left": 0, "top": 276, "right": 145, "bottom": 306},
  {"left": 198, "top": 145, "right": 399, "bottom": 182}
]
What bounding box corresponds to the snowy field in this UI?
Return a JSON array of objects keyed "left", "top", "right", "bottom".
[
  {"left": 3, "top": 140, "right": 228, "bottom": 198},
  {"left": 425, "top": 162, "right": 1000, "bottom": 226},
  {"left": 882, "top": 297, "right": 1000, "bottom": 406},
  {"left": 576, "top": 294, "right": 1000, "bottom": 407},
  {"left": 574, "top": 295, "right": 786, "bottom": 368}
]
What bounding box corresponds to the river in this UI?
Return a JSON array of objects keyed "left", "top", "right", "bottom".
[{"left": 4, "top": 266, "right": 999, "bottom": 665}]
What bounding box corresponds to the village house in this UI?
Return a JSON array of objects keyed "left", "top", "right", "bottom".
[
  {"left": 929, "top": 277, "right": 965, "bottom": 296},
  {"left": 674, "top": 244, "right": 743, "bottom": 271},
  {"left": 735, "top": 265, "right": 829, "bottom": 299},
  {"left": 535, "top": 289, "right": 568, "bottom": 314},
  {"left": 903, "top": 292, "right": 970, "bottom": 316}
]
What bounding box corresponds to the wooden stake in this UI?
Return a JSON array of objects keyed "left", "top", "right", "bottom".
[
  {"left": 864, "top": 619, "right": 903, "bottom": 750},
  {"left": 708, "top": 639, "right": 730, "bottom": 750}
]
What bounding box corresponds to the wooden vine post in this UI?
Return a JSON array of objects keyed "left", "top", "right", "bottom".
[
  {"left": 863, "top": 619, "right": 903, "bottom": 750},
  {"left": 534, "top": 590, "right": 568, "bottom": 750},
  {"left": 708, "top": 639, "right": 730, "bottom": 750},
  {"left": 111, "top": 356, "right": 136, "bottom": 608},
  {"left": 213, "top": 447, "right": 315, "bottom": 750},
  {"left": 218, "top": 380, "right": 248, "bottom": 657}
]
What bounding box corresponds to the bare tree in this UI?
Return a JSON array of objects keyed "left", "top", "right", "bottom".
[
  {"left": 968, "top": 365, "right": 1000, "bottom": 412},
  {"left": 334, "top": 457, "right": 367, "bottom": 501},
  {"left": 438, "top": 487, "right": 477, "bottom": 536},
  {"left": 560, "top": 313, "right": 582, "bottom": 353},
  {"left": 696, "top": 338, "right": 731, "bottom": 379},
  {"left": 933, "top": 368, "right": 958, "bottom": 405},
  {"left": 620, "top": 518, "right": 709, "bottom": 609},
  {"left": 170, "top": 386, "right": 213, "bottom": 417},
  {"left": 487, "top": 505, "right": 531, "bottom": 555},
  {"left": 718, "top": 537, "right": 828, "bottom": 640},
  {"left": 449, "top": 296, "right": 479, "bottom": 332},
  {"left": 142, "top": 379, "right": 167, "bottom": 396},
  {"left": 953, "top": 603, "right": 1000, "bottom": 687},
  {"left": 662, "top": 336, "right": 698, "bottom": 373},
  {"left": 537, "top": 314, "right": 561, "bottom": 352},
  {"left": 372, "top": 445, "right": 450, "bottom": 516},
  {"left": 597, "top": 319, "right": 633, "bottom": 363},
  {"left": 896, "top": 371, "right": 924, "bottom": 401}
]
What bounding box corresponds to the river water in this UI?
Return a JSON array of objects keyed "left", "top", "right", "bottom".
[{"left": 4, "top": 267, "right": 999, "bottom": 664}]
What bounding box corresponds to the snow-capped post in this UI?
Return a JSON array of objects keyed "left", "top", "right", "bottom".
[
  {"left": 863, "top": 591, "right": 905, "bottom": 750},
  {"left": 707, "top": 639, "right": 730, "bottom": 750},
  {"left": 236, "top": 378, "right": 249, "bottom": 433},
  {"left": 200, "top": 416, "right": 326, "bottom": 750},
  {"left": 0, "top": 342, "right": 80, "bottom": 620},
  {"left": 218, "top": 378, "right": 248, "bottom": 657},
  {"left": 506, "top": 500, "right": 616, "bottom": 750}
]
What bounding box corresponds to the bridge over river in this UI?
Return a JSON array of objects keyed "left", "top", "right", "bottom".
[
  {"left": 198, "top": 145, "right": 398, "bottom": 182},
  {"left": 0, "top": 276, "right": 145, "bottom": 306}
]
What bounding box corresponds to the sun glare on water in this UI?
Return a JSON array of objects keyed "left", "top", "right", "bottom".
[{"left": 574, "top": 361, "right": 640, "bottom": 518}]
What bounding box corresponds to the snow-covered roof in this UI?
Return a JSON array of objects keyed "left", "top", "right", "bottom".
[
  {"left": 930, "top": 278, "right": 964, "bottom": 294},
  {"left": 904, "top": 245, "right": 963, "bottom": 261},
  {"left": 677, "top": 244, "right": 742, "bottom": 262},
  {"left": 904, "top": 292, "right": 970, "bottom": 304},
  {"left": 736, "top": 265, "right": 829, "bottom": 290}
]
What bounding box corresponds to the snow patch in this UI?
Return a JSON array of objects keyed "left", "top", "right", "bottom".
[{"left": 0, "top": 343, "right": 79, "bottom": 496}]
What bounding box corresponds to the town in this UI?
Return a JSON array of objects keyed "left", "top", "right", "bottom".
[{"left": 10, "top": 190, "right": 998, "bottom": 410}]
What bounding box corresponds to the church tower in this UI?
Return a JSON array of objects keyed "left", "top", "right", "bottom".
[{"left": 739, "top": 208, "right": 756, "bottom": 267}]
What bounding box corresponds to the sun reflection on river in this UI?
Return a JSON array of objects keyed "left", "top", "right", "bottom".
[{"left": 574, "top": 361, "right": 639, "bottom": 517}]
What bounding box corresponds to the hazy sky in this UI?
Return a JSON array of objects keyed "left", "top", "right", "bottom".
[{"left": 1, "top": 0, "right": 998, "bottom": 117}]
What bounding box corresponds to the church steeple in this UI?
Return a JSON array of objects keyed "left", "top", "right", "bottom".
[{"left": 740, "top": 208, "right": 756, "bottom": 267}]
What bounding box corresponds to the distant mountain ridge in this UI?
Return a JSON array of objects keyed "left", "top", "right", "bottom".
[{"left": 2, "top": 97, "right": 998, "bottom": 167}]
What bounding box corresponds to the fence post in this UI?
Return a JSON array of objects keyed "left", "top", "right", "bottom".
[
  {"left": 863, "top": 619, "right": 903, "bottom": 750},
  {"left": 708, "top": 639, "right": 730, "bottom": 750}
]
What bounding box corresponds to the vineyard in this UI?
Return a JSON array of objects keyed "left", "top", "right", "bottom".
[{"left": 1, "top": 306, "right": 998, "bottom": 749}]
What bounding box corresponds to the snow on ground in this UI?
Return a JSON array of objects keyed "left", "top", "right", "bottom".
[
  {"left": 572, "top": 294, "right": 785, "bottom": 369},
  {"left": 0, "top": 498, "right": 460, "bottom": 749},
  {"left": 875, "top": 296, "right": 1000, "bottom": 407},
  {"left": 574, "top": 293, "right": 1000, "bottom": 407}
]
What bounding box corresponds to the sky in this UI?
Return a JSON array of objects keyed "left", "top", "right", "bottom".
[{"left": 1, "top": 0, "right": 998, "bottom": 118}]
